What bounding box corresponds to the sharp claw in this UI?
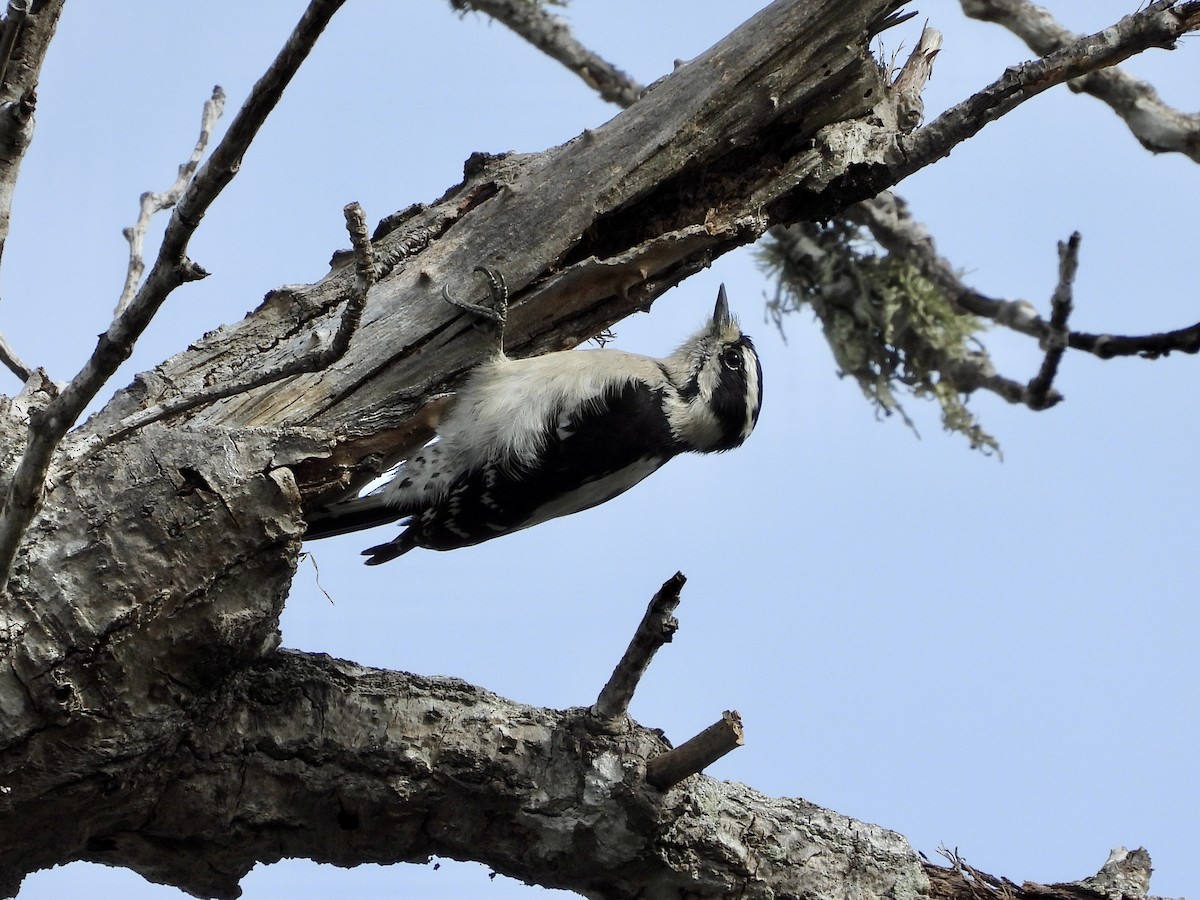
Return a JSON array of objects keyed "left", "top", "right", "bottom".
[{"left": 442, "top": 265, "right": 509, "bottom": 326}]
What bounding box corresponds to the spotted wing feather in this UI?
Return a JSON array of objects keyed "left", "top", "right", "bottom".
[{"left": 361, "top": 378, "right": 679, "bottom": 563}]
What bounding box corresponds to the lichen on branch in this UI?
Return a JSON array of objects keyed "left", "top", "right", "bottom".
[{"left": 759, "top": 219, "right": 1000, "bottom": 454}]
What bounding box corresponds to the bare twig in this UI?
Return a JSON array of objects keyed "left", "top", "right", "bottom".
[
  {"left": 892, "top": 1, "right": 1200, "bottom": 182},
  {"left": 849, "top": 193, "right": 1200, "bottom": 360},
  {"left": 645, "top": 710, "right": 744, "bottom": 790},
  {"left": 1023, "top": 233, "right": 1079, "bottom": 410},
  {"left": 592, "top": 572, "right": 685, "bottom": 720},
  {"left": 961, "top": 0, "right": 1200, "bottom": 163},
  {"left": 116, "top": 86, "right": 226, "bottom": 316},
  {"left": 452, "top": 0, "right": 644, "bottom": 108},
  {"left": 0, "top": 0, "right": 347, "bottom": 594},
  {"left": 79, "top": 201, "right": 372, "bottom": 456},
  {"left": 935, "top": 844, "right": 1018, "bottom": 898},
  {"left": 0, "top": 328, "right": 30, "bottom": 381}
]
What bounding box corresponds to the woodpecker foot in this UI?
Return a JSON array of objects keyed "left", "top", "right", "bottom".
[{"left": 442, "top": 265, "right": 508, "bottom": 327}]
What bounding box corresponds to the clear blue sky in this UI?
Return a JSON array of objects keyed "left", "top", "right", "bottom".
[{"left": 10, "top": 2, "right": 1198, "bottom": 898}]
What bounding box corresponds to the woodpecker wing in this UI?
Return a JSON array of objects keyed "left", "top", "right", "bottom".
[{"left": 361, "top": 376, "right": 680, "bottom": 563}]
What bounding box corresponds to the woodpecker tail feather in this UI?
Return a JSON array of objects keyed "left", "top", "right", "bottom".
[
  {"left": 361, "top": 531, "right": 418, "bottom": 565},
  {"left": 303, "top": 492, "right": 403, "bottom": 541}
]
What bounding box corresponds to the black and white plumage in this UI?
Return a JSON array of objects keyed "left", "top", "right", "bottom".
[{"left": 304, "top": 279, "right": 762, "bottom": 564}]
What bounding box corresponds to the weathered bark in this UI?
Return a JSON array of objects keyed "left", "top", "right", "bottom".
[
  {"left": 56, "top": 651, "right": 926, "bottom": 900},
  {"left": 84, "top": 1, "right": 904, "bottom": 446},
  {"left": 0, "top": 0, "right": 1186, "bottom": 897}
]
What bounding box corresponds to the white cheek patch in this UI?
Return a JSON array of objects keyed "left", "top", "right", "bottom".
[{"left": 741, "top": 347, "right": 761, "bottom": 440}]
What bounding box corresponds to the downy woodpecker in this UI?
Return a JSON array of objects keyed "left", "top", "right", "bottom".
[{"left": 304, "top": 272, "right": 763, "bottom": 564}]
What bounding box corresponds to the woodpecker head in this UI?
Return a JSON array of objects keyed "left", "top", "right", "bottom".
[{"left": 666, "top": 285, "right": 763, "bottom": 453}]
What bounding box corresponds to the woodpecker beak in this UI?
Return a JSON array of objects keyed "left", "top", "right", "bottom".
[{"left": 712, "top": 284, "right": 732, "bottom": 330}]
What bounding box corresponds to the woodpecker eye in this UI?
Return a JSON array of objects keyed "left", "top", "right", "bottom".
[{"left": 721, "top": 347, "right": 742, "bottom": 371}]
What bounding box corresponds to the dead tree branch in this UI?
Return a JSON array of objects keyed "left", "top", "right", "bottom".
[
  {"left": 922, "top": 845, "right": 1157, "bottom": 900},
  {"left": 0, "top": 0, "right": 63, "bottom": 273},
  {"left": 848, "top": 192, "right": 1200, "bottom": 360},
  {"left": 81, "top": 2, "right": 1200, "bottom": 456},
  {"left": 77, "top": 201, "right": 372, "bottom": 458},
  {"left": 890, "top": 24, "right": 943, "bottom": 131},
  {"left": 0, "top": 1, "right": 29, "bottom": 89},
  {"left": 115, "top": 86, "right": 226, "bottom": 316},
  {"left": 1, "top": 1, "right": 1191, "bottom": 897},
  {"left": 961, "top": 0, "right": 1200, "bottom": 162},
  {"left": 0, "top": 0, "right": 347, "bottom": 594},
  {"left": 79, "top": 0, "right": 911, "bottom": 452},
  {"left": 645, "top": 710, "right": 745, "bottom": 790},
  {"left": 593, "top": 572, "right": 685, "bottom": 721},
  {"left": 891, "top": 1, "right": 1200, "bottom": 182},
  {"left": 0, "top": 644, "right": 1161, "bottom": 900},
  {"left": 453, "top": 0, "right": 644, "bottom": 107},
  {"left": 0, "top": 329, "right": 29, "bottom": 382},
  {"left": 0, "top": 0, "right": 63, "bottom": 383},
  {"left": 0, "top": 650, "right": 911, "bottom": 900}
]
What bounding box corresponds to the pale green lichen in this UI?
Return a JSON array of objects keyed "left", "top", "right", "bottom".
[{"left": 760, "top": 221, "right": 1000, "bottom": 455}]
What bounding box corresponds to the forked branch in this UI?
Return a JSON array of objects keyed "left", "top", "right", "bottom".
[
  {"left": 590, "top": 572, "right": 745, "bottom": 788},
  {"left": 850, "top": 193, "right": 1200, "bottom": 361},
  {"left": 961, "top": 0, "right": 1200, "bottom": 163},
  {"left": 116, "top": 86, "right": 226, "bottom": 316},
  {"left": 0, "top": 0, "right": 348, "bottom": 593},
  {"left": 79, "top": 201, "right": 372, "bottom": 457},
  {"left": 1023, "top": 233, "right": 1079, "bottom": 410},
  {"left": 892, "top": 1, "right": 1200, "bottom": 180}
]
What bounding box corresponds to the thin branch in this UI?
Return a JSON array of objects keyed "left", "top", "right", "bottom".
[
  {"left": 0, "top": 0, "right": 347, "bottom": 594},
  {"left": 961, "top": 0, "right": 1200, "bottom": 163},
  {"left": 116, "top": 86, "right": 226, "bottom": 316},
  {"left": 78, "top": 201, "right": 373, "bottom": 457},
  {"left": 1023, "top": 233, "right": 1079, "bottom": 410},
  {"left": 645, "top": 710, "right": 744, "bottom": 790},
  {"left": 1067, "top": 320, "right": 1200, "bottom": 359},
  {"left": 848, "top": 192, "right": 1200, "bottom": 360},
  {"left": 933, "top": 844, "right": 1020, "bottom": 899},
  {"left": 891, "top": 1, "right": 1200, "bottom": 181},
  {"left": 451, "top": 0, "right": 644, "bottom": 108},
  {"left": 0, "top": 328, "right": 30, "bottom": 381},
  {"left": 592, "top": 571, "right": 685, "bottom": 721}
]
